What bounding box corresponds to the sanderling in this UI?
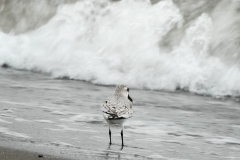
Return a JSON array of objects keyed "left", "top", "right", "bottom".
[{"left": 101, "top": 85, "right": 133, "bottom": 147}]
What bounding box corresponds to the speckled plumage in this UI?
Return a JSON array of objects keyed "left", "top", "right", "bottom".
[{"left": 102, "top": 85, "right": 133, "bottom": 120}]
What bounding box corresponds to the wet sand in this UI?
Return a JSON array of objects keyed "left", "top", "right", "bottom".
[
  {"left": 0, "top": 146, "right": 69, "bottom": 160},
  {"left": 0, "top": 68, "right": 240, "bottom": 160}
]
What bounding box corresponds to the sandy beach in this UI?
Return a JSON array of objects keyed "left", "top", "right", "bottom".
[
  {"left": 0, "top": 146, "right": 69, "bottom": 160},
  {"left": 0, "top": 67, "right": 240, "bottom": 160}
]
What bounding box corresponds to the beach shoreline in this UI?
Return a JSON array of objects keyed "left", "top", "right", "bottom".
[
  {"left": 0, "top": 146, "right": 68, "bottom": 160},
  {"left": 0, "top": 133, "right": 97, "bottom": 160}
]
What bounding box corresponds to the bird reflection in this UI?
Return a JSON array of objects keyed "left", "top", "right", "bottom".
[{"left": 104, "top": 143, "right": 123, "bottom": 160}]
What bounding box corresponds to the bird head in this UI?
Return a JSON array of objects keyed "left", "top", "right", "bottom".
[{"left": 115, "top": 85, "right": 133, "bottom": 103}]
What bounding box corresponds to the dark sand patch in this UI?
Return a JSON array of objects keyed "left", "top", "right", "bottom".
[{"left": 0, "top": 146, "right": 69, "bottom": 160}]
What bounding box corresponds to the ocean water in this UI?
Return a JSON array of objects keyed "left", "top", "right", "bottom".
[
  {"left": 0, "top": 67, "right": 240, "bottom": 160},
  {"left": 0, "top": 0, "right": 240, "bottom": 97},
  {"left": 0, "top": 0, "right": 240, "bottom": 159}
]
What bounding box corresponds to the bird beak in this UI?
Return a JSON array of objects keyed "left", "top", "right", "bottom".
[{"left": 128, "top": 94, "right": 133, "bottom": 103}]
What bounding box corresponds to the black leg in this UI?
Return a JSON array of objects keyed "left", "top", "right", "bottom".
[
  {"left": 121, "top": 129, "right": 124, "bottom": 146},
  {"left": 109, "top": 128, "right": 112, "bottom": 145}
]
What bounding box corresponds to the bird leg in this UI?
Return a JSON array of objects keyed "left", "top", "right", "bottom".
[
  {"left": 109, "top": 127, "right": 112, "bottom": 145},
  {"left": 121, "top": 128, "right": 124, "bottom": 147}
]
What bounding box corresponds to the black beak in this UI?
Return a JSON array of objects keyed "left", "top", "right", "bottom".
[{"left": 128, "top": 94, "right": 133, "bottom": 103}]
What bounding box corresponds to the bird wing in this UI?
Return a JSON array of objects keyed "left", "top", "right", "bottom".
[{"left": 101, "top": 96, "right": 133, "bottom": 119}]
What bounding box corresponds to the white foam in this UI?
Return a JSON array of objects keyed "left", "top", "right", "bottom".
[
  {"left": 60, "top": 114, "right": 103, "bottom": 123},
  {"left": 127, "top": 120, "right": 183, "bottom": 136},
  {"left": 0, "top": 119, "right": 12, "bottom": 124},
  {"left": 38, "top": 105, "right": 58, "bottom": 110},
  {"left": 206, "top": 136, "right": 240, "bottom": 145},
  {"left": 54, "top": 125, "right": 97, "bottom": 133},
  {"left": 15, "top": 118, "right": 29, "bottom": 122},
  {"left": 51, "top": 110, "right": 76, "bottom": 116},
  {"left": 55, "top": 125, "right": 82, "bottom": 131},
  {"left": 35, "top": 120, "right": 55, "bottom": 123},
  {"left": 148, "top": 154, "right": 165, "bottom": 159},
  {"left": 0, "top": 127, "right": 31, "bottom": 139},
  {"left": 0, "top": 0, "right": 239, "bottom": 97},
  {"left": 0, "top": 100, "right": 32, "bottom": 106},
  {"left": 51, "top": 111, "right": 68, "bottom": 115}
]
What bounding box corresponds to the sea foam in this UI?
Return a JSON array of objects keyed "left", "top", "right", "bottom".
[{"left": 0, "top": 0, "right": 239, "bottom": 97}]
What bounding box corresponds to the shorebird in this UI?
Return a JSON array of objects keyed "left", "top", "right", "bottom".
[{"left": 101, "top": 85, "right": 133, "bottom": 147}]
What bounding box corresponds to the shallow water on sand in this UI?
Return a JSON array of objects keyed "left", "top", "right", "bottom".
[{"left": 0, "top": 68, "right": 240, "bottom": 160}]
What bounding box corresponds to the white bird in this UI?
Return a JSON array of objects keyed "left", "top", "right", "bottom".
[{"left": 101, "top": 85, "right": 133, "bottom": 147}]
